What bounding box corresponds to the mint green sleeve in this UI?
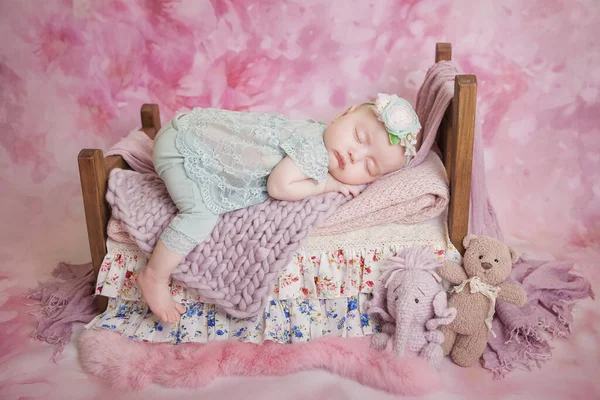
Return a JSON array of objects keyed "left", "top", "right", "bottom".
[{"left": 279, "top": 120, "right": 329, "bottom": 184}]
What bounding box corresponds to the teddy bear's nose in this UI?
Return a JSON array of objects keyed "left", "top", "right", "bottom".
[{"left": 481, "top": 262, "right": 493, "bottom": 270}]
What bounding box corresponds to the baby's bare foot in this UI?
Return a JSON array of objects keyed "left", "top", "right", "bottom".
[{"left": 137, "top": 269, "right": 185, "bottom": 324}]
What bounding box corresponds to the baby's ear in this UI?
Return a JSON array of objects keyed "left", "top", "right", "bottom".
[
  {"left": 332, "top": 106, "right": 355, "bottom": 123},
  {"left": 343, "top": 105, "right": 357, "bottom": 115}
]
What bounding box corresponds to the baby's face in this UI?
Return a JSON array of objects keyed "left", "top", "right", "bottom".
[{"left": 324, "top": 104, "right": 407, "bottom": 185}]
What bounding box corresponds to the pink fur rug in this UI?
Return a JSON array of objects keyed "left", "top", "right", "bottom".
[{"left": 78, "top": 329, "right": 440, "bottom": 396}]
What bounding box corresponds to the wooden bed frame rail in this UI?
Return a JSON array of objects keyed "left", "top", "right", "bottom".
[{"left": 78, "top": 42, "right": 476, "bottom": 311}]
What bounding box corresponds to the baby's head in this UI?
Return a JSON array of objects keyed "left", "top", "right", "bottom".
[{"left": 324, "top": 93, "right": 421, "bottom": 185}]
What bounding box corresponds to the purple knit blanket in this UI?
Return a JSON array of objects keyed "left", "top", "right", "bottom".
[{"left": 106, "top": 169, "right": 349, "bottom": 318}]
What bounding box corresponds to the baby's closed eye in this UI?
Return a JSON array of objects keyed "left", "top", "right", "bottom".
[
  {"left": 355, "top": 129, "right": 367, "bottom": 144},
  {"left": 365, "top": 158, "right": 379, "bottom": 176}
]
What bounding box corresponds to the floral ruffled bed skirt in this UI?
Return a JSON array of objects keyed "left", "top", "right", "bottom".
[
  {"left": 86, "top": 220, "right": 460, "bottom": 344},
  {"left": 88, "top": 295, "right": 376, "bottom": 344}
]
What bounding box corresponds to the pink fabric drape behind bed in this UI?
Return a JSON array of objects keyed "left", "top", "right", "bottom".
[{"left": 410, "top": 61, "right": 504, "bottom": 239}]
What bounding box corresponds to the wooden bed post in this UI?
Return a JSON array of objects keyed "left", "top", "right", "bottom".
[
  {"left": 448, "top": 76, "right": 476, "bottom": 254},
  {"left": 141, "top": 104, "right": 161, "bottom": 139},
  {"left": 435, "top": 42, "right": 452, "bottom": 62},
  {"left": 434, "top": 42, "right": 476, "bottom": 255},
  {"left": 78, "top": 104, "right": 161, "bottom": 312},
  {"left": 78, "top": 149, "right": 110, "bottom": 312}
]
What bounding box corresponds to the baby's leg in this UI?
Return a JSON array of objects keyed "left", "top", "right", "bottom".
[
  {"left": 138, "top": 120, "right": 219, "bottom": 323},
  {"left": 137, "top": 239, "right": 186, "bottom": 323},
  {"left": 138, "top": 180, "right": 218, "bottom": 323}
]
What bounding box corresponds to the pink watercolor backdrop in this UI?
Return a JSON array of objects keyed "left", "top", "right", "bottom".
[{"left": 0, "top": 1, "right": 598, "bottom": 399}]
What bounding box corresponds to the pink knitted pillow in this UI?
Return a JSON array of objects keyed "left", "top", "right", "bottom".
[{"left": 311, "top": 152, "right": 449, "bottom": 236}]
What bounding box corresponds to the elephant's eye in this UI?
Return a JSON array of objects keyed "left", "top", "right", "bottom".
[
  {"left": 414, "top": 298, "right": 419, "bottom": 304},
  {"left": 479, "top": 255, "right": 484, "bottom": 260},
  {"left": 494, "top": 259, "right": 499, "bottom": 263},
  {"left": 395, "top": 296, "right": 398, "bottom": 301}
]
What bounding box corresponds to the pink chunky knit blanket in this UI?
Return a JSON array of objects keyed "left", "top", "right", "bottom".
[{"left": 106, "top": 169, "right": 351, "bottom": 317}]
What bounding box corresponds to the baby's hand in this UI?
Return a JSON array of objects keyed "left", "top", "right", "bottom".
[
  {"left": 325, "top": 175, "right": 361, "bottom": 197},
  {"left": 338, "top": 183, "right": 361, "bottom": 197}
]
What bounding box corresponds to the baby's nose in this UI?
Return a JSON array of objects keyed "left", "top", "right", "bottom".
[{"left": 349, "top": 148, "right": 366, "bottom": 163}]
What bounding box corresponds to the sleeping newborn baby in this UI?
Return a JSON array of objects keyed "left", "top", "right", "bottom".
[{"left": 137, "top": 93, "right": 422, "bottom": 323}]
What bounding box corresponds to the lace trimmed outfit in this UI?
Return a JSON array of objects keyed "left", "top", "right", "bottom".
[{"left": 153, "top": 108, "right": 329, "bottom": 255}]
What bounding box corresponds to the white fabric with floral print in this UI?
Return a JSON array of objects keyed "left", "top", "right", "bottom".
[{"left": 85, "top": 215, "right": 460, "bottom": 344}]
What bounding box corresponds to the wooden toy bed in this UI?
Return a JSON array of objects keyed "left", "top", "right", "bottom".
[{"left": 78, "top": 42, "right": 476, "bottom": 312}]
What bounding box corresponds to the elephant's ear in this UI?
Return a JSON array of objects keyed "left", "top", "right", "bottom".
[
  {"left": 425, "top": 291, "right": 457, "bottom": 331},
  {"left": 365, "top": 282, "right": 395, "bottom": 323}
]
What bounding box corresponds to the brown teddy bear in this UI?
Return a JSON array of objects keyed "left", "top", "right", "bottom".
[{"left": 438, "top": 235, "right": 527, "bottom": 367}]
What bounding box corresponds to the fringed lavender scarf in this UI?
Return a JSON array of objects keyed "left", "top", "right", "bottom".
[
  {"left": 30, "top": 62, "right": 592, "bottom": 377},
  {"left": 27, "top": 262, "right": 98, "bottom": 360}
]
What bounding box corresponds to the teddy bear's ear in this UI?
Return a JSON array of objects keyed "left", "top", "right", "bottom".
[
  {"left": 462, "top": 235, "right": 478, "bottom": 249},
  {"left": 509, "top": 246, "right": 519, "bottom": 263}
]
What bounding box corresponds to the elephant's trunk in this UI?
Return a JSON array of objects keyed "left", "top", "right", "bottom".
[{"left": 393, "top": 315, "right": 413, "bottom": 356}]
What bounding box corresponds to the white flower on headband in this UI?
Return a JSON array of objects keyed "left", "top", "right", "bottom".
[{"left": 373, "top": 93, "right": 422, "bottom": 159}]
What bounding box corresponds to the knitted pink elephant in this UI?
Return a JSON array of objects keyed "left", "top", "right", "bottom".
[{"left": 365, "top": 247, "right": 457, "bottom": 368}]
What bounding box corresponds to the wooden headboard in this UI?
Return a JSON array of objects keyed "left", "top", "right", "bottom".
[{"left": 77, "top": 42, "right": 476, "bottom": 312}]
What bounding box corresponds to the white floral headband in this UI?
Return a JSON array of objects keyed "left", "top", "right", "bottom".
[{"left": 370, "top": 93, "right": 422, "bottom": 165}]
